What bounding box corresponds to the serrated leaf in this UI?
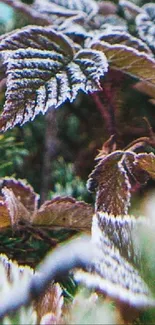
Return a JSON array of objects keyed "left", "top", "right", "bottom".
[
  {"left": 87, "top": 145, "right": 155, "bottom": 215},
  {"left": 33, "top": 197, "right": 93, "bottom": 230},
  {"left": 0, "top": 26, "right": 108, "bottom": 131},
  {"left": 94, "top": 30, "right": 152, "bottom": 55},
  {"left": 123, "top": 151, "right": 149, "bottom": 185},
  {"left": 87, "top": 151, "right": 131, "bottom": 215},
  {"left": 135, "top": 153, "right": 155, "bottom": 180},
  {"left": 0, "top": 178, "right": 39, "bottom": 215},
  {"left": 2, "top": 187, "right": 30, "bottom": 227},
  {"left": 0, "top": 178, "right": 93, "bottom": 231},
  {"left": 75, "top": 212, "right": 155, "bottom": 309},
  {"left": 91, "top": 41, "right": 155, "bottom": 85},
  {"left": 34, "top": 0, "right": 98, "bottom": 18},
  {"left": 136, "top": 3, "right": 155, "bottom": 51}
]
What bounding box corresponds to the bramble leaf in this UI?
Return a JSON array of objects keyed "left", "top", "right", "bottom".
[
  {"left": 0, "top": 178, "right": 93, "bottom": 230},
  {"left": 0, "top": 178, "right": 38, "bottom": 227},
  {"left": 34, "top": 0, "right": 98, "bottom": 18},
  {"left": 87, "top": 151, "right": 131, "bottom": 215},
  {"left": 136, "top": 3, "right": 155, "bottom": 51},
  {"left": 75, "top": 212, "right": 155, "bottom": 309},
  {"left": 91, "top": 41, "right": 155, "bottom": 85},
  {"left": 0, "top": 26, "right": 108, "bottom": 131},
  {"left": 94, "top": 30, "right": 152, "bottom": 55},
  {"left": 136, "top": 153, "right": 155, "bottom": 180},
  {"left": 33, "top": 196, "right": 93, "bottom": 230},
  {"left": 0, "top": 178, "right": 39, "bottom": 215},
  {"left": 87, "top": 141, "right": 155, "bottom": 216}
]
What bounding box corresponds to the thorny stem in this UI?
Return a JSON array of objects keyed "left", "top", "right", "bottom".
[
  {"left": 0, "top": 0, "right": 52, "bottom": 25},
  {"left": 0, "top": 236, "right": 92, "bottom": 320}
]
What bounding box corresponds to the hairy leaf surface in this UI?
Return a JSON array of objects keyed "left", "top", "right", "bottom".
[
  {"left": 0, "top": 26, "right": 108, "bottom": 131},
  {"left": 91, "top": 41, "right": 155, "bottom": 85},
  {"left": 34, "top": 0, "right": 98, "bottom": 17},
  {"left": 87, "top": 151, "right": 131, "bottom": 215},
  {"left": 94, "top": 31, "right": 152, "bottom": 54},
  {"left": 87, "top": 146, "right": 155, "bottom": 215},
  {"left": 0, "top": 178, "right": 93, "bottom": 230},
  {"left": 136, "top": 3, "right": 155, "bottom": 51},
  {"left": 75, "top": 212, "right": 155, "bottom": 309},
  {"left": 33, "top": 197, "right": 93, "bottom": 230}
]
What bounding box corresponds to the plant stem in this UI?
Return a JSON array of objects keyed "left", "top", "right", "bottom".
[{"left": 40, "top": 109, "right": 60, "bottom": 204}]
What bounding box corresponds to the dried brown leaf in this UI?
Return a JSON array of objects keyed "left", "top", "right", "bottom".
[
  {"left": 33, "top": 196, "right": 93, "bottom": 230},
  {"left": 0, "top": 178, "right": 39, "bottom": 216},
  {"left": 0, "top": 199, "right": 10, "bottom": 228},
  {"left": 2, "top": 188, "right": 30, "bottom": 227}
]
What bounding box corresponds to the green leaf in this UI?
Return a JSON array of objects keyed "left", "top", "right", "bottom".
[{"left": 0, "top": 26, "right": 108, "bottom": 131}]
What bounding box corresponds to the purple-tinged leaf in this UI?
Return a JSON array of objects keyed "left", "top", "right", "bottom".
[
  {"left": 87, "top": 151, "right": 131, "bottom": 215},
  {"left": 91, "top": 41, "right": 155, "bottom": 85},
  {"left": 135, "top": 152, "right": 155, "bottom": 180},
  {"left": 34, "top": 0, "right": 98, "bottom": 18},
  {"left": 136, "top": 3, "right": 155, "bottom": 51},
  {"left": 0, "top": 26, "right": 108, "bottom": 131},
  {"left": 75, "top": 212, "right": 155, "bottom": 309}
]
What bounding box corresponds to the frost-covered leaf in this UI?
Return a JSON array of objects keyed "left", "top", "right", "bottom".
[
  {"left": 123, "top": 151, "right": 149, "bottom": 185},
  {"left": 75, "top": 212, "right": 155, "bottom": 309},
  {"left": 136, "top": 3, "right": 155, "bottom": 51},
  {"left": 93, "top": 30, "right": 152, "bottom": 55},
  {"left": 91, "top": 41, "right": 155, "bottom": 85},
  {"left": 87, "top": 151, "right": 131, "bottom": 215},
  {"left": 0, "top": 26, "right": 108, "bottom": 131},
  {"left": 33, "top": 196, "right": 93, "bottom": 230},
  {"left": 34, "top": 0, "right": 98, "bottom": 18},
  {"left": 87, "top": 146, "right": 155, "bottom": 215},
  {"left": 97, "top": 14, "right": 127, "bottom": 31},
  {"left": 36, "top": 283, "right": 63, "bottom": 325}
]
